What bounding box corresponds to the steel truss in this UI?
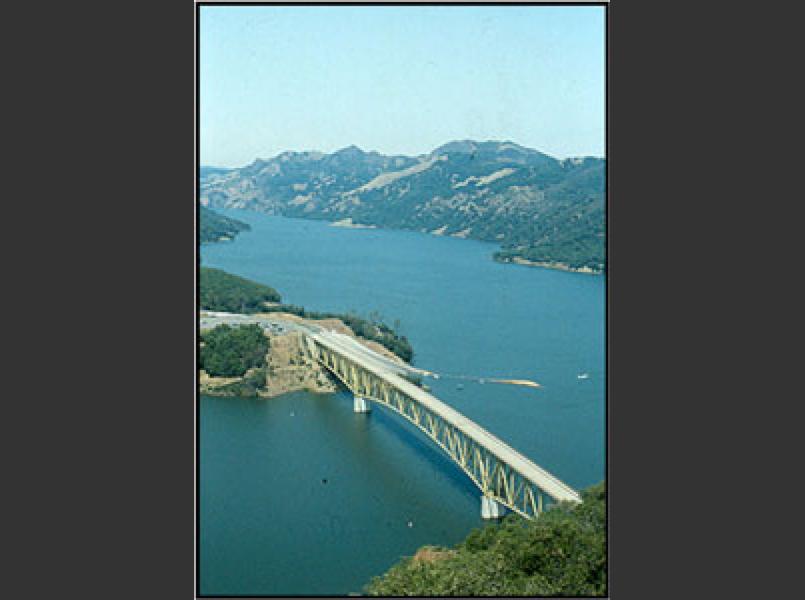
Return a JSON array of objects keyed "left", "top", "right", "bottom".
[{"left": 311, "top": 341, "right": 559, "bottom": 520}]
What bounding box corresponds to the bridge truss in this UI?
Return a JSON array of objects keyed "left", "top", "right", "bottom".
[{"left": 307, "top": 337, "right": 581, "bottom": 520}]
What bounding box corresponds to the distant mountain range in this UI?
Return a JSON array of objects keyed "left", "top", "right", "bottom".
[{"left": 200, "top": 140, "right": 605, "bottom": 271}]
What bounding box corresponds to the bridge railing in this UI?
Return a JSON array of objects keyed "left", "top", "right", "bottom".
[{"left": 306, "top": 334, "right": 582, "bottom": 519}]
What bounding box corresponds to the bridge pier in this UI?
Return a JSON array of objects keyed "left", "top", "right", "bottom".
[
  {"left": 481, "top": 495, "right": 507, "bottom": 519},
  {"left": 353, "top": 394, "right": 371, "bottom": 413},
  {"left": 309, "top": 334, "right": 583, "bottom": 518}
]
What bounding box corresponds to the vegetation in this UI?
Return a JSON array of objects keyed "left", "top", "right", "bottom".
[
  {"left": 200, "top": 267, "right": 281, "bottom": 313},
  {"left": 261, "top": 304, "right": 413, "bottom": 362},
  {"left": 212, "top": 366, "right": 268, "bottom": 397},
  {"left": 200, "top": 266, "right": 412, "bottom": 362},
  {"left": 365, "top": 482, "right": 606, "bottom": 597},
  {"left": 200, "top": 206, "right": 250, "bottom": 243},
  {"left": 200, "top": 324, "right": 269, "bottom": 377},
  {"left": 494, "top": 229, "right": 605, "bottom": 272}
]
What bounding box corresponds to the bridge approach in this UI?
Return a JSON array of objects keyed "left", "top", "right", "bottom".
[{"left": 200, "top": 311, "right": 583, "bottom": 519}]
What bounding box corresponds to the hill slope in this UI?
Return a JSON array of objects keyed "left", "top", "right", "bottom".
[
  {"left": 200, "top": 141, "right": 605, "bottom": 271},
  {"left": 365, "top": 482, "right": 606, "bottom": 596},
  {"left": 199, "top": 267, "right": 281, "bottom": 312},
  {"left": 199, "top": 206, "right": 250, "bottom": 243}
]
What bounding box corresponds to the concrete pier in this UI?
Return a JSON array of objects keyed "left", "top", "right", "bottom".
[
  {"left": 307, "top": 328, "right": 583, "bottom": 519},
  {"left": 353, "top": 395, "right": 371, "bottom": 413},
  {"left": 481, "top": 495, "right": 507, "bottom": 519}
]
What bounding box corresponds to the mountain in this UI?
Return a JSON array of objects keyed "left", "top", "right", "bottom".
[
  {"left": 200, "top": 141, "right": 605, "bottom": 271},
  {"left": 200, "top": 165, "right": 232, "bottom": 179},
  {"left": 199, "top": 206, "right": 250, "bottom": 243}
]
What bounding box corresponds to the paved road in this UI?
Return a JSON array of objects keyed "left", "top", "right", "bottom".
[
  {"left": 310, "top": 327, "right": 583, "bottom": 504},
  {"left": 199, "top": 311, "right": 421, "bottom": 378},
  {"left": 199, "top": 309, "right": 581, "bottom": 504}
]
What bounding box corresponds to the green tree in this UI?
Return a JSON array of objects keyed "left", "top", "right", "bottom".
[
  {"left": 200, "top": 267, "right": 281, "bottom": 313},
  {"left": 365, "top": 481, "right": 606, "bottom": 597},
  {"left": 200, "top": 324, "right": 269, "bottom": 377}
]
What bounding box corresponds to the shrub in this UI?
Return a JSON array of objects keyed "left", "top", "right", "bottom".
[{"left": 365, "top": 481, "right": 606, "bottom": 597}]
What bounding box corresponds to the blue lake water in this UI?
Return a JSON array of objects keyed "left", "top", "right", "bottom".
[{"left": 199, "top": 209, "right": 605, "bottom": 595}]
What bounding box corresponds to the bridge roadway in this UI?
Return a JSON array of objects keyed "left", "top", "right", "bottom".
[
  {"left": 306, "top": 327, "right": 581, "bottom": 513},
  {"left": 201, "top": 310, "right": 421, "bottom": 375},
  {"left": 200, "top": 311, "right": 583, "bottom": 518}
]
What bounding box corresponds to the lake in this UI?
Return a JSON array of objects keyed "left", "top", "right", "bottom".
[{"left": 199, "top": 209, "right": 605, "bottom": 595}]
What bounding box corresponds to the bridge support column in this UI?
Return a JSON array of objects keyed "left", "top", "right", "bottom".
[
  {"left": 353, "top": 394, "right": 371, "bottom": 413},
  {"left": 480, "top": 495, "right": 507, "bottom": 520}
]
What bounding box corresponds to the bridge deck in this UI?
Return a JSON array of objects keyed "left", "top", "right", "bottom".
[{"left": 310, "top": 330, "right": 582, "bottom": 505}]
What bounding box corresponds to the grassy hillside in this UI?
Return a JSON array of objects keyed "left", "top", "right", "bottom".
[{"left": 365, "top": 482, "right": 606, "bottom": 597}]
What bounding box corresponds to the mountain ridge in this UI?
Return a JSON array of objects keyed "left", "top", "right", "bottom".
[{"left": 201, "top": 140, "right": 605, "bottom": 271}]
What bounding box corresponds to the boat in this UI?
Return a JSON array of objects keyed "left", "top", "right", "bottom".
[{"left": 577, "top": 373, "right": 589, "bottom": 380}]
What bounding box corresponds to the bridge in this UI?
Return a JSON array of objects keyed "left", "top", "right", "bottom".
[
  {"left": 200, "top": 311, "right": 582, "bottom": 519},
  {"left": 302, "top": 326, "right": 582, "bottom": 520}
]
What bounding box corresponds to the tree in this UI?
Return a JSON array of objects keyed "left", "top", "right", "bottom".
[
  {"left": 200, "top": 324, "right": 270, "bottom": 377},
  {"left": 365, "top": 481, "right": 606, "bottom": 597}
]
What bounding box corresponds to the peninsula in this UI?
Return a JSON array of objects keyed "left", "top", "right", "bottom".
[
  {"left": 199, "top": 267, "right": 412, "bottom": 398},
  {"left": 200, "top": 205, "right": 250, "bottom": 244}
]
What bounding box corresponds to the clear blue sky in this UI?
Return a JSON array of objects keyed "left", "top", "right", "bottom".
[{"left": 200, "top": 5, "right": 605, "bottom": 168}]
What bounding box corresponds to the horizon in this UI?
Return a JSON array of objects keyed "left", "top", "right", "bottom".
[
  {"left": 199, "top": 138, "right": 605, "bottom": 170},
  {"left": 200, "top": 5, "right": 605, "bottom": 168}
]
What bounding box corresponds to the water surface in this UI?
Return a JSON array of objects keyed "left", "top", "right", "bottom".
[{"left": 200, "top": 210, "right": 605, "bottom": 595}]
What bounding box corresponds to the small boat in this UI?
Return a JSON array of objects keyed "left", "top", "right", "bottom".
[
  {"left": 407, "top": 521, "right": 413, "bottom": 528},
  {"left": 577, "top": 373, "right": 589, "bottom": 380}
]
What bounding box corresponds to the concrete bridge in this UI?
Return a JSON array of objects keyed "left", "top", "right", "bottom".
[{"left": 302, "top": 327, "right": 582, "bottom": 520}]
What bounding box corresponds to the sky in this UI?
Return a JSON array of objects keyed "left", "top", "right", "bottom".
[{"left": 200, "top": 5, "right": 605, "bottom": 168}]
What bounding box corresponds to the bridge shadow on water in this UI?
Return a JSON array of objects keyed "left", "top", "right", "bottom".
[{"left": 322, "top": 389, "right": 482, "bottom": 506}]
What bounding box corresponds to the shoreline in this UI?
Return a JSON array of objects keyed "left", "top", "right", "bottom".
[
  {"left": 212, "top": 207, "right": 603, "bottom": 273},
  {"left": 330, "top": 218, "right": 377, "bottom": 229},
  {"left": 199, "top": 312, "right": 409, "bottom": 399},
  {"left": 494, "top": 256, "right": 604, "bottom": 275}
]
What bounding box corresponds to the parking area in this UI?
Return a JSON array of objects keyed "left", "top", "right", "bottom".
[{"left": 199, "top": 311, "right": 294, "bottom": 336}]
